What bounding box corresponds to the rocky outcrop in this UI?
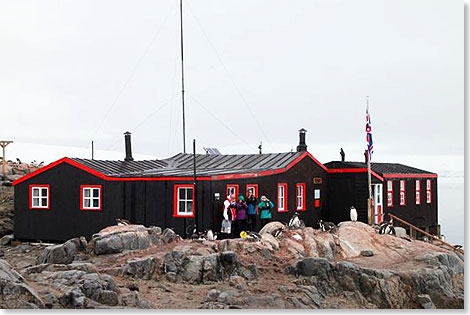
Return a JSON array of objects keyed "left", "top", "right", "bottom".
[
  {"left": 37, "top": 237, "right": 87, "bottom": 265},
  {"left": 0, "top": 259, "right": 44, "bottom": 308},
  {"left": 120, "top": 256, "right": 159, "bottom": 280},
  {"left": 90, "top": 225, "right": 151, "bottom": 255},
  {"left": 285, "top": 251, "right": 464, "bottom": 309},
  {"left": 162, "top": 246, "right": 253, "bottom": 284},
  {"left": 23, "top": 262, "right": 151, "bottom": 308}
]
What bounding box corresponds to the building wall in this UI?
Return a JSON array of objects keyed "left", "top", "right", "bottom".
[
  {"left": 202, "top": 157, "right": 329, "bottom": 231},
  {"left": 383, "top": 177, "right": 438, "bottom": 228},
  {"left": 14, "top": 163, "right": 124, "bottom": 242}
]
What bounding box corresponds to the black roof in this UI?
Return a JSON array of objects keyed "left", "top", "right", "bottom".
[
  {"left": 324, "top": 161, "right": 435, "bottom": 175},
  {"left": 71, "top": 152, "right": 303, "bottom": 178}
]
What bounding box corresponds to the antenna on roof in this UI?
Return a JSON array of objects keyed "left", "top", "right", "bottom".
[
  {"left": 258, "top": 141, "right": 262, "bottom": 154},
  {"left": 180, "top": 0, "right": 186, "bottom": 154}
]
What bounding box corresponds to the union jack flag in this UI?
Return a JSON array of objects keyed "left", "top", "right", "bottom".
[{"left": 366, "top": 105, "right": 373, "bottom": 160}]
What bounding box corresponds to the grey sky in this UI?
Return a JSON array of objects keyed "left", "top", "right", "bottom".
[{"left": 1, "top": 0, "right": 463, "bottom": 160}]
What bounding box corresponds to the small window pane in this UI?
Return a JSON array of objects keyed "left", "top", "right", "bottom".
[
  {"left": 93, "top": 189, "right": 99, "bottom": 197},
  {"left": 33, "top": 198, "right": 39, "bottom": 207},
  {"left": 178, "top": 188, "right": 185, "bottom": 199},
  {"left": 32, "top": 189, "right": 39, "bottom": 197},
  {"left": 187, "top": 188, "right": 193, "bottom": 200},
  {"left": 84, "top": 199, "right": 91, "bottom": 208},
  {"left": 314, "top": 189, "right": 320, "bottom": 199},
  {"left": 84, "top": 189, "right": 91, "bottom": 198},
  {"left": 41, "top": 198, "right": 47, "bottom": 207},
  {"left": 179, "top": 201, "right": 186, "bottom": 213},
  {"left": 41, "top": 188, "right": 48, "bottom": 197},
  {"left": 186, "top": 201, "right": 192, "bottom": 212},
  {"left": 92, "top": 199, "right": 99, "bottom": 208}
]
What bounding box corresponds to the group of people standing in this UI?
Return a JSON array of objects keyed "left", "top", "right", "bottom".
[{"left": 221, "top": 190, "right": 275, "bottom": 237}]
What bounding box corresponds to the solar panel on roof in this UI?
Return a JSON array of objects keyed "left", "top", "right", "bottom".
[{"left": 203, "top": 148, "right": 221, "bottom": 155}]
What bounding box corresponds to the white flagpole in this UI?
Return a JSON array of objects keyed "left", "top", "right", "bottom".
[{"left": 366, "top": 96, "right": 373, "bottom": 225}]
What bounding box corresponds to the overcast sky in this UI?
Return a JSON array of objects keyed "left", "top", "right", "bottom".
[{"left": 0, "top": 1, "right": 463, "bottom": 242}]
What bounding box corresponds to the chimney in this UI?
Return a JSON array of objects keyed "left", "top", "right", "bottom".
[
  {"left": 340, "top": 148, "right": 345, "bottom": 162},
  {"left": 296, "top": 128, "right": 307, "bottom": 152},
  {"left": 124, "top": 131, "right": 134, "bottom": 161}
]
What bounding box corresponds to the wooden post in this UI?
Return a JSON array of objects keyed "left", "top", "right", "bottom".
[{"left": 0, "top": 141, "right": 13, "bottom": 177}]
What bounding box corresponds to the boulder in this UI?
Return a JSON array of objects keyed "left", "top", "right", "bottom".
[
  {"left": 162, "top": 249, "right": 241, "bottom": 284},
  {"left": 90, "top": 225, "right": 150, "bottom": 255},
  {"left": 0, "top": 234, "right": 13, "bottom": 246},
  {"left": 394, "top": 227, "right": 408, "bottom": 238},
  {"left": 0, "top": 259, "right": 45, "bottom": 308},
  {"left": 284, "top": 238, "right": 305, "bottom": 257},
  {"left": 417, "top": 294, "right": 436, "bottom": 309},
  {"left": 161, "top": 228, "right": 179, "bottom": 243},
  {"left": 259, "top": 221, "right": 286, "bottom": 236},
  {"left": 295, "top": 257, "right": 332, "bottom": 278},
  {"left": 37, "top": 237, "right": 87, "bottom": 265},
  {"left": 360, "top": 250, "right": 374, "bottom": 257},
  {"left": 120, "top": 256, "right": 158, "bottom": 280},
  {"left": 260, "top": 233, "right": 279, "bottom": 251}
]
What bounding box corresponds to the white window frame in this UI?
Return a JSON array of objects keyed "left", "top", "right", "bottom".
[
  {"left": 426, "top": 180, "right": 431, "bottom": 204},
  {"left": 386, "top": 181, "right": 393, "bottom": 207},
  {"left": 31, "top": 186, "right": 49, "bottom": 209},
  {"left": 399, "top": 180, "right": 406, "bottom": 206},
  {"left": 278, "top": 184, "right": 287, "bottom": 211},
  {"left": 415, "top": 180, "right": 421, "bottom": 205},
  {"left": 296, "top": 184, "right": 305, "bottom": 210},
  {"left": 177, "top": 186, "right": 194, "bottom": 216},
  {"left": 82, "top": 187, "right": 101, "bottom": 210}
]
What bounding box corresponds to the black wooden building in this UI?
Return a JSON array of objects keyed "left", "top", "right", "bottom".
[{"left": 13, "top": 130, "right": 439, "bottom": 241}]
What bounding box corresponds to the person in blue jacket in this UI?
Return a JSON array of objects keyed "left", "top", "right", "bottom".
[{"left": 258, "top": 195, "right": 274, "bottom": 229}]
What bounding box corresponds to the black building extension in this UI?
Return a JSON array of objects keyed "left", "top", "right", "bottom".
[{"left": 13, "top": 130, "right": 439, "bottom": 242}]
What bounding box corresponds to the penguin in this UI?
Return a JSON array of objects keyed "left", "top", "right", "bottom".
[
  {"left": 206, "top": 229, "right": 215, "bottom": 241},
  {"left": 116, "top": 218, "right": 130, "bottom": 226},
  {"left": 246, "top": 231, "right": 261, "bottom": 241},
  {"left": 288, "top": 212, "right": 305, "bottom": 230},
  {"left": 350, "top": 206, "right": 358, "bottom": 222},
  {"left": 378, "top": 220, "right": 396, "bottom": 235}
]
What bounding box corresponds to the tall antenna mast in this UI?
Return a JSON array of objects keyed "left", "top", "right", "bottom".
[{"left": 180, "top": 0, "right": 186, "bottom": 153}]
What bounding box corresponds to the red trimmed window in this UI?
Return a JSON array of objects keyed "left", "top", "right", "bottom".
[
  {"left": 80, "top": 185, "right": 102, "bottom": 211},
  {"left": 399, "top": 180, "right": 406, "bottom": 206},
  {"left": 295, "top": 183, "right": 306, "bottom": 210},
  {"left": 29, "top": 185, "right": 50, "bottom": 209},
  {"left": 415, "top": 180, "right": 421, "bottom": 205},
  {"left": 246, "top": 184, "right": 258, "bottom": 198},
  {"left": 226, "top": 185, "right": 239, "bottom": 200},
  {"left": 426, "top": 180, "right": 431, "bottom": 204},
  {"left": 277, "top": 183, "right": 288, "bottom": 212},
  {"left": 174, "top": 184, "right": 195, "bottom": 217},
  {"left": 314, "top": 188, "right": 321, "bottom": 208},
  {"left": 386, "top": 181, "right": 393, "bottom": 207}
]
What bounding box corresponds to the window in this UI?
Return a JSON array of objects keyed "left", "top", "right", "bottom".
[
  {"left": 295, "top": 183, "right": 306, "bottom": 211},
  {"left": 80, "top": 185, "right": 102, "bottom": 211},
  {"left": 415, "top": 180, "right": 421, "bottom": 205},
  {"left": 314, "top": 188, "right": 321, "bottom": 207},
  {"left": 386, "top": 181, "right": 393, "bottom": 207},
  {"left": 399, "top": 180, "right": 406, "bottom": 206},
  {"left": 226, "top": 185, "right": 239, "bottom": 200},
  {"left": 277, "top": 183, "right": 288, "bottom": 212},
  {"left": 29, "top": 185, "right": 49, "bottom": 209},
  {"left": 246, "top": 184, "right": 258, "bottom": 198},
  {"left": 426, "top": 179, "right": 431, "bottom": 204},
  {"left": 174, "top": 184, "right": 194, "bottom": 217}
]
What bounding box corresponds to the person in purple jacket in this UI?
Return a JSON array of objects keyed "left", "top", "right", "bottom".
[{"left": 235, "top": 195, "right": 248, "bottom": 237}]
